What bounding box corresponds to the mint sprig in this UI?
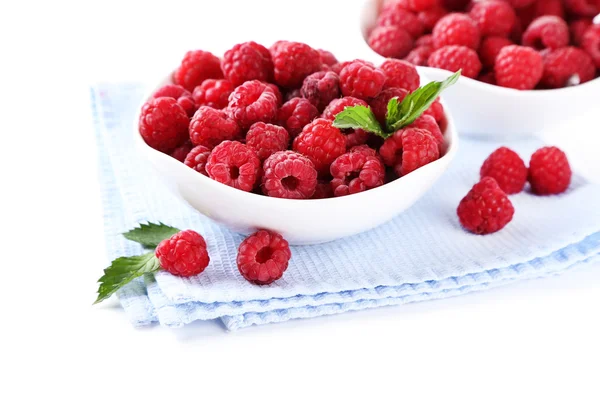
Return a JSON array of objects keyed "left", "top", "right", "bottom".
[
  {"left": 333, "top": 70, "right": 460, "bottom": 139},
  {"left": 123, "top": 222, "right": 180, "bottom": 249}
]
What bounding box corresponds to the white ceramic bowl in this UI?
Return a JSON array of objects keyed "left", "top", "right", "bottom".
[
  {"left": 360, "top": 0, "right": 600, "bottom": 138},
  {"left": 135, "top": 74, "right": 459, "bottom": 245}
]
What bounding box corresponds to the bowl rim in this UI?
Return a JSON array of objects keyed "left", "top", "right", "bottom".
[{"left": 134, "top": 72, "right": 459, "bottom": 207}]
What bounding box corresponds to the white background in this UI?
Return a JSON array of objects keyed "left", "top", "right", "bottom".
[{"left": 1, "top": 0, "right": 599, "bottom": 399}]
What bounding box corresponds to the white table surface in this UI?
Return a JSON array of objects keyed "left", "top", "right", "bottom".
[{"left": 2, "top": 1, "right": 599, "bottom": 399}]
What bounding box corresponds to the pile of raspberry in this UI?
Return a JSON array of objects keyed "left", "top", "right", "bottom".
[
  {"left": 367, "top": 0, "right": 600, "bottom": 90},
  {"left": 139, "top": 41, "right": 448, "bottom": 199}
]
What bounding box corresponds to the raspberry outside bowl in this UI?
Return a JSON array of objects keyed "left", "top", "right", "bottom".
[
  {"left": 360, "top": 0, "right": 600, "bottom": 138},
  {"left": 134, "top": 73, "right": 459, "bottom": 245}
]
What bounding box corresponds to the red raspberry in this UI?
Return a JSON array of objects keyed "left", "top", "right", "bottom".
[
  {"left": 528, "top": 146, "right": 572, "bottom": 195},
  {"left": 479, "top": 36, "right": 513, "bottom": 68},
  {"left": 293, "top": 118, "right": 347, "bottom": 175},
  {"left": 422, "top": 97, "right": 445, "bottom": 123},
  {"left": 368, "top": 25, "right": 415, "bottom": 59},
  {"left": 522, "top": 16, "right": 570, "bottom": 50},
  {"left": 139, "top": 97, "right": 189, "bottom": 153},
  {"left": 541, "top": 47, "right": 596, "bottom": 88},
  {"left": 311, "top": 181, "right": 334, "bottom": 199},
  {"left": 221, "top": 41, "right": 273, "bottom": 87},
  {"left": 534, "top": 0, "right": 565, "bottom": 19},
  {"left": 480, "top": 147, "right": 527, "bottom": 194},
  {"left": 170, "top": 141, "right": 193, "bottom": 162},
  {"left": 277, "top": 97, "right": 319, "bottom": 137},
  {"left": 415, "top": 34, "right": 434, "bottom": 47},
  {"left": 270, "top": 41, "right": 322, "bottom": 88},
  {"left": 399, "top": 0, "right": 439, "bottom": 12},
  {"left": 345, "top": 129, "right": 371, "bottom": 148},
  {"left": 262, "top": 151, "right": 317, "bottom": 199},
  {"left": 564, "top": 0, "right": 600, "bottom": 17},
  {"left": 183, "top": 144, "right": 211, "bottom": 175},
  {"left": 245, "top": 122, "right": 290, "bottom": 161},
  {"left": 330, "top": 151, "right": 386, "bottom": 197},
  {"left": 153, "top": 84, "right": 197, "bottom": 117},
  {"left": 504, "top": 0, "right": 536, "bottom": 8},
  {"left": 469, "top": 0, "right": 516, "bottom": 37},
  {"left": 582, "top": 24, "right": 600, "bottom": 68},
  {"left": 570, "top": 19, "right": 593, "bottom": 46},
  {"left": 189, "top": 106, "right": 240, "bottom": 149},
  {"left": 380, "top": 59, "right": 420, "bottom": 91},
  {"left": 379, "top": 128, "right": 440, "bottom": 176},
  {"left": 155, "top": 230, "right": 210, "bottom": 277},
  {"left": 418, "top": 6, "right": 449, "bottom": 32},
  {"left": 237, "top": 230, "right": 291, "bottom": 285},
  {"left": 432, "top": 13, "right": 481, "bottom": 50},
  {"left": 350, "top": 144, "right": 379, "bottom": 158},
  {"left": 376, "top": 6, "right": 425, "bottom": 38},
  {"left": 173, "top": 50, "right": 223, "bottom": 92},
  {"left": 494, "top": 45, "right": 543, "bottom": 90},
  {"left": 205, "top": 141, "right": 261, "bottom": 192},
  {"left": 369, "top": 87, "right": 409, "bottom": 126},
  {"left": 404, "top": 45, "right": 434, "bottom": 65},
  {"left": 322, "top": 96, "right": 368, "bottom": 121},
  {"left": 300, "top": 71, "right": 340, "bottom": 112},
  {"left": 441, "top": 0, "right": 470, "bottom": 10},
  {"left": 408, "top": 114, "right": 444, "bottom": 151},
  {"left": 318, "top": 49, "right": 338, "bottom": 66},
  {"left": 457, "top": 177, "right": 515, "bottom": 235},
  {"left": 283, "top": 88, "right": 302, "bottom": 102},
  {"left": 427, "top": 45, "right": 482, "bottom": 79},
  {"left": 478, "top": 71, "right": 497, "bottom": 85},
  {"left": 227, "top": 80, "right": 279, "bottom": 129},
  {"left": 339, "top": 61, "right": 387, "bottom": 100},
  {"left": 266, "top": 83, "right": 283, "bottom": 106},
  {"left": 192, "top": 79, "right": 234, "bottom": 110}
]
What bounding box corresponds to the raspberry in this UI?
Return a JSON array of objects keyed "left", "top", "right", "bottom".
[
  {"left": 293, "top": 118, "right": 347, "bottom": 175},
  {"left": 227, "top": 80, "right": 279, "bottom": 129},
  {"left": 468, "top": 0, "right": 516, "bottom": 38},
  {"left": 457, "top": 177, "right": 515, "bottom": 235},
  {"left": 399, "top": 0, "right": 439, "bottom": 12},
  {"left": 277, "top": 97, "right": 319, "bottom": 137},
  {"left": 189, "top": 106, "right": 240, "bottom": 149},
  {"left": 339, "top": 61, "right": 387, "bottom": 100},
  {"left": 266, "top": 83, "right": 283, "bottom": 106},
  {"left": 330, "top": 151, "right": 386, "bottom": 196},
  {"left": 376, "top": 6, "right": 425, "bottom": 38},
  {"left": 300, "top": 71, "right": 340, "bottom": 112},
  {"left": 368, "top": 25, "right": 415, "bottom": 59},
  {"left": 153, "top": 84, "right": 197, "bottom": 117},
  {"left": 416, "top": 34, "right": 434, "bottom": 47},
  {"left": 138, "top": 97, "right": 189, "bottom": 153},
  {"left": 418, "top": 6, "right": 449, "bottom": 32},
  {"left": 379, "top": 128, "right": 440, "bottom": 176},
  {"left": 478, "top": 71, "right": 497, "bottom": 85},
  {"left": 311, "top": 181, "right": 334, "bottom": 199},
  {"left": 427, "top": 45, "right": 482, "bottom": 79},
  {"left": 570, "top": 19, "right": 593, "bottom": 46},
  {"left": 494, "top": 45, "right": 543, "bottom": 90},
  {"left": 155, "top": 230, "right": 210, "bottom": 277},
  {"left": 564, "top": 0, "right": 600, "bottom": 17},
  {"left": 422, "top": 97, "right": 445, "bottom": 123},
  {"left": 541, "top": 47, "right": 596, "bottom": 88},
  {"left": 221, "top": 41, "right": 273, "bottom": 87},
  {"left": 350, "top": 144, "right": 379, "bottom": 158},
  {"left": 534, "top": 0, "right": 565, "bottom": 19},
  {"left": 192, "top": 79, "right": 234, "bottom": 110},
  {"left": 480, "top": 147, "right": 527, "bottom": 194},
  {"left": 522, "top": 16, "right": 570, "bottom": 50},
  {"left": 408, "top": 114, "right": 444, "bottom": 151},
  {"left": 183, "top": 144, "right": 211, "bottom": 175},
  {"left": 442, "top": 0, "right": 470, "bottom": 10},
  {"left": 283, "top": 88, "right": 302, "bottom": 102},
  {"left": 318, "top": 49, "right": 338, "bottom": 66},
  {"left": 528, "top": 146, "right": 572, "bottom": 195},
  {"left": 205, "top": 141, "right": 261, "bottom": 192},
  {"left": 379, "top": 59, "right": 420, "bottom": 91},
  {"left": 270, "top": 41, "right": 322, "bottom": 88},
  {"left": 404, "top": 45, "right": 434, "bottom": 65},
  {"left": 504, "top": 0, "right": 536, "bottom": 8},
  {"left": 345, "top": 129, "right": 371, "bottom": 148},
  {"left": 322, "top": 96, "right": 368, "bottom": 121},
  {"left": 170, "top": 141, "right": 193, "bottom": 162},
  {"left": 236, "top": 230, "right": 291, "bottom": 285},
  {"left": 432, "top": 13, "right": 481, "bottom": 50},
  {"left": 245, "top": 122, "right": 290, "bottom": 161},
  {"left": 262, "top": 151, "right": 317, "bottom": 199},
  {"left": 582, "top": 24, "right": 600, "bottom": 68},
  {"left": 173, "top": 50, "right": 223, "bottom": 91},
  {"left": 369, "top": 87, "right": 409, "bottom": 126},
  {"left": 479, "top": 36, "right": 513, "bottom": 68}
]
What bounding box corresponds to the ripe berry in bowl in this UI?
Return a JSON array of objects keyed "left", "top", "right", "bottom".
[{"left": 359, "top": 0, "right": 600, "bottom": 138}]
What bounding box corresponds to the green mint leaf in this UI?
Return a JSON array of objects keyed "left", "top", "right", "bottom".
[
  {"left": 94, "top": 252, "right": 160, "bottom": 304},
  {"left": 123, "top": 222, "right": 179, "bottom": 249},
  {"left": 332, "top": 105, "right": 385, "bottom": 137},
  {"left": 385, "top": 97, "right": 401, "bottom": 132},
  {"left": 388, "top": 70, "right": 461, "bottom": 132}
]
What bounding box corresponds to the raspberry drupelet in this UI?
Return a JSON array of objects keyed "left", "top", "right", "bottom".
[
  {"left": 205, "top": 141, "right": 261, "bottom": 192},
  {"left": 293, "top": 118, "right": 347, "bottom": 176},
  {"left": 153, "top": 84, "right": 197, "bottom": 117},
  {"left": 173, "top": 50, "right": 223, "bottom": 91},
  {"left": 528, "top": 146, "right": 572, "bottom": 195},
  {"left": 237, "top": 230, "right": 291, "bottom": 285},
  {"left": 138, "top": 97, "right": 189, "bottom": 153},
  {"left": 227, "top": 80, "right": 279, "bottom": 130},
  {"left": 330, "top": 151, "right": 386, "bottom": 197},
  {"left": 189, "top": 106, "right": 240, "bottom": 149},
  {"left": 277, "top": 97, "right": 319, "bottom": 137},
  {"left": 480, "top": 147, "right": 528, "bottom": 194},
  {"left": 192, "top": 79, "right": 234, "bottom": 110},
  {"left": 339, "top": 61, "right": 387, "bottom": 100},
  {"left": 155, "top": 230, "right": 210, "bottom": 277},
  {"left": 183, "top": 144, "right": 212, "bottom": 175},
  {"left": 262, "top": 151, "right": 318, "bottom": 199},
  {"left": 245, "top": 122, "right": 290, "bottom": 162},
  {"left": 221, "top": 41, "right": 274, "bottom": 86}
]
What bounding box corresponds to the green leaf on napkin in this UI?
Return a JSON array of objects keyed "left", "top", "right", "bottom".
[
  {"left": 94, "top": 252, "right": 160, "bottom": 304},
  {"left": 123, "top": 222, "right": 179, "bottom": 248}
]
